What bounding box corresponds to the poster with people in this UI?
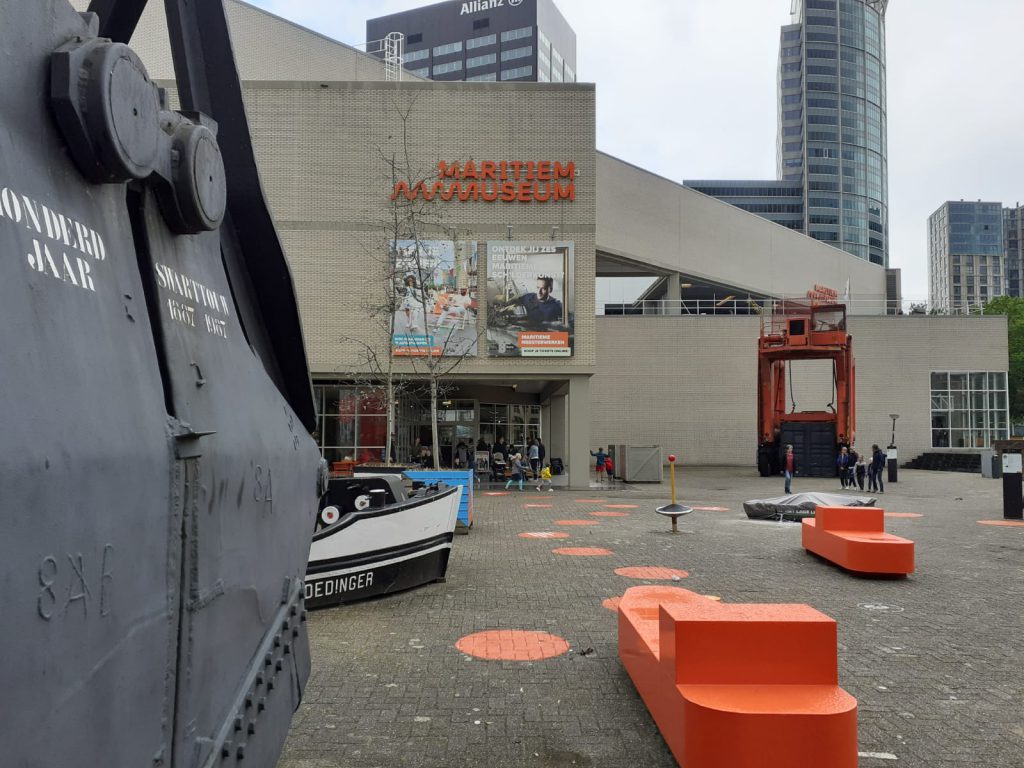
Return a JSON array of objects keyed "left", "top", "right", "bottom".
[
  {"left": 486, "top": 242, "right": 574, "bottom": 357},
  {"left": 391, "top": 239, "right": 478, "bottom": 357}
]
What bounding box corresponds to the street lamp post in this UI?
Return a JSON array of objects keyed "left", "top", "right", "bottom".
[{"left": 887, "top": 414, "right": 899, "bottom": 484}]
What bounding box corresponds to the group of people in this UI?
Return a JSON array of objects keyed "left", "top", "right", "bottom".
[
  {"left": 781, "top": 443, "right": 887, "bottom": 494},
  {"left": 407, "top": 435, "right": 553, "bottom": 489},
  {"left": 477, "top": 436, "right": 554, "bottom": 491},
  {"left": 501, "top": 452, "right": 554, "bottom": 492},
  {"left": 836, "top": 444, "right": 887, "bottom": 493}
]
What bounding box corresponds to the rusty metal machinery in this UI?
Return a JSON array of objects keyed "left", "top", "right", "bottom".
[
  {"left": 0, "top": 2, "right": 324, "bottom": 766},
  {"left": 757, "top": 289, "right": 856, "bottom": 478}
]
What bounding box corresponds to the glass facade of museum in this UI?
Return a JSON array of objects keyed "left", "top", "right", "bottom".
[
  {"left": 314, "top": 384, "right": 543, "bottom": 468},
  {"left": 930, "top": 371, "right": 1009, "bottom": 449},
  {"left": 779, "top": 0, "right": 889, "bottom": 266}
]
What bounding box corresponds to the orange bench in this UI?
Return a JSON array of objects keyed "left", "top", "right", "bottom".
[
  {"left": 618, "top": 585, "right": 858, "bottom": 768},
  {"left": 802, "top": 505, "right": 914, "bottom": 576}
]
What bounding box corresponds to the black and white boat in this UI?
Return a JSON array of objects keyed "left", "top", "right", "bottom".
[{"left": 304, "top": 473, "right": 461, "bottom": 609}]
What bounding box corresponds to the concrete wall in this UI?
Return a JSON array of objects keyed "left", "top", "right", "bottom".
[
  {"left": 223, "top": 80, "right": 597, "bottom": 376},
  {"left": 597, "top": 153, "right": 889, "bottom": 307},
  {"left": 591, "top": 315, "right": 1009, "bottom": 466}
]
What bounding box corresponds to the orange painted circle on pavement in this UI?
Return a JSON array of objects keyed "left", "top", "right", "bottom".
[
  {"left": 574, "top": 499, "right": 606, "bottom": 503},
  {"left": 885, "top": 512, "right": 923, "bottom": 518},
  {"left": 555, "top": 519, "right": 600, "bottom": 526},
  {"left": 524, "top": 504, "right": 553, "bottom": 508},
  {"left": 977, "top": 520, "right": 1024, "bottom": 527},
  {"left": 553, "top": 547, "right": 613, "bottom": 557},
  {"left": 615, "top": 566, "right": 689, "bottom": 580},
  {"left": 484, "top": 491, "right": 510, "bottom": 496},
  {"left": 455, "top": 630, "right": 570, "bottom": 661},
  {"left": 693, "top": 506, "right": 730, "bottom": 512},
  {"left": 519, "top": 531, "right": 570, "bottom": 539},
  {"left": 602, "top": 596, "right": 622, "bottom": 612},
  {"left": 605, "top": 504, "right": 638, "bottom": 509},
  {"left": 590, "top": 511, "right": 630, "bottom": 517}
]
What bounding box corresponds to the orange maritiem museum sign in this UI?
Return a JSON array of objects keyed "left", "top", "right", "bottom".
[
  {"left": 391, "top": 161, "right": 575, "bottom": 203},
  {"left": 807, "top": 284, "right": 839, "bottom": 303}
]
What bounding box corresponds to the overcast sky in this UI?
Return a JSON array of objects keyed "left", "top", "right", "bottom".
[{"left": 246, "top": 0, "right": 1024, "bottom": 301}]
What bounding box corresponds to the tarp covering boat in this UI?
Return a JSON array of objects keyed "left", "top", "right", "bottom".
[{"left": 743, "top": 492, "right": 877, "bottom": 522}]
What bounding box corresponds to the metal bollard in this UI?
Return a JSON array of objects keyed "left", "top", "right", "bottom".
[{"left": 1001, "top": 452, "right": 1023, "bottom": 520}]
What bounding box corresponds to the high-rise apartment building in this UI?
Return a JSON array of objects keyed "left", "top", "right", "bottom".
[
  {"left": 688, "top": 0, "right": 889, "bottom": 267},
  {"left": 1004, "top": 204, "right": 1024, "bottom": 298},
  {"left": 366, "top": 0, "right": 576, "bottom": 83},
  {"left": 928, "top": 201, "right": 1004, "bottom": 311}
]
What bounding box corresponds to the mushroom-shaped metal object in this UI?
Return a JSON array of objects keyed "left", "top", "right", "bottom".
[{"left": 656, "top": 455, "right": 692, "bottom": 532}]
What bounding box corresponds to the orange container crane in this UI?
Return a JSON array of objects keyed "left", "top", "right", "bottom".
[{"left": 757, "top": 287, "right": 856, "bottom": 477}]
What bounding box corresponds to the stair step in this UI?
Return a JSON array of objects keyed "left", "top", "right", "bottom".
[{"left": 902, "top": 452, "right": 982, "bottom": 472}]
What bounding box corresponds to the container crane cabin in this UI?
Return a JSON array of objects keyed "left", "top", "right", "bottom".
[{"left": 757, "top": 286, "right": 856, "bottom": 478}]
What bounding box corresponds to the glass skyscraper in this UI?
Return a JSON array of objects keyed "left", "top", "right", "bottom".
[
  {"left": 780, "top": 0, "right": 888, "bottom": 265},
  {"left": 688, "top": 0, "right": 889, "bottom": 267},
  {"left": 928, "top": 201, "right": 1003, "bottom": 311}
]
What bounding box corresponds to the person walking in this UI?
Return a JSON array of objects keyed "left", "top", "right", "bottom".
[
  {"left": 836, "top": 446, "right": 850, "bottom": 489},
  {"left": 590, "top": 447, "right": 608, "bottom": 484},
  {"left": 855, "top": 451, "right": 867, "bottom": 491},
  {"left": 536, "top": 462, "right": 553, "bottom": 492},
  {"left": 847, "top": 446, "right": 860, "bottom": 489},
  {"left": 870, "top": 444, "right": 886, "bottom": 493},
  {"left": 505, "top": 453, "right": 526, "bottom": 492},
  {"left": 527, "top": 439, "right": 541, "bottom": 479},
  {"left": 783, "top": 444, "right": 797, "bottom": 494},
  {"left": 604, "top": 455, "right": 615, "bottom": 487}
]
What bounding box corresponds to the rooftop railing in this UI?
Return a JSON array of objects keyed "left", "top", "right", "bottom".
[{"left": 598, "top": 298, "right": 989, "bottom": 317}]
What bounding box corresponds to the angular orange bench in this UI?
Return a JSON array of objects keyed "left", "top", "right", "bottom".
[
  {"left": 802, "top": 505, "right": 914, "bottom": 576},
  {"left": 618, "top": 586, "right": 858, "bottom": 768}
]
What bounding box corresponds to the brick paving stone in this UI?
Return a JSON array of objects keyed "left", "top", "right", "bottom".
[{"left": 279, "top": 468, "right": 1024, "bottom": 767}]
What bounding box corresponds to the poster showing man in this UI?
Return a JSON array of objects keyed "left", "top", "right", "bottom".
[
  {"left": 391, "top": 240, "right": 478, "bottom": 357},
  {"left": 486, "top": 242, "right": 574, "bottom": 357}
]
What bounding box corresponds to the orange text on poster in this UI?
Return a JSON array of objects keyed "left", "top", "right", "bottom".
[{"left": 518, "top": 331, "right": 569, "bottom": 348}]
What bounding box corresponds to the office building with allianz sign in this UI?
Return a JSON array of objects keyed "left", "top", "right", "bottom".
[{"left": 118, "top": 0, "right": 1008, "bottom": 487}]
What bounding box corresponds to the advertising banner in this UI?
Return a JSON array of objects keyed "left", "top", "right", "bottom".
[
  {"left": 486, "top": 242, "right": 574, "bottom": 357},
  {"left": 392, "top": 240, "right": 478, "bottom": 357}
]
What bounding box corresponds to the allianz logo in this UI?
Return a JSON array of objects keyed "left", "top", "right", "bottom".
[{"left": 460, "top": 0, "right": 523, "bottom": 15}]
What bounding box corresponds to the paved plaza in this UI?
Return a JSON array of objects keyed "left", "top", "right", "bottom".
[{"left": 279, "top": 467, "right": 1024, "bottom": 768}]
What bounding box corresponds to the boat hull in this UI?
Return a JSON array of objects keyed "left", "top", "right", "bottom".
[{"left": 305, "top": 484, "right": 461, "bottom": 608}]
